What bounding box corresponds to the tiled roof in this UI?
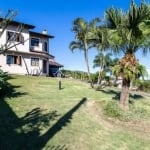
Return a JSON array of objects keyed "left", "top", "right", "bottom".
[{"left": 49, "top": 61, "right": 64, "bottom": 67}]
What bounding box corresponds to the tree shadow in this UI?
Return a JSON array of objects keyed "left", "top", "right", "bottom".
[
  {"left": 0, "top": 106, "right": 60, "bottom": 149},
  {"left": 37, "top": 97, "right": 87, "bottom": 149},
  {"left": 0, "top": 77, "right": 28, "bottom": 99},
  {"left": 0, "top": 83, "right": 60, "bottom": 149},
  {"left": 0, "top": 82, "right": 87, "bottom": 149},
  {"left": 99, "top": 89, "right": 120, "bottom": 100},
  {"left": 0, "top": 83, "right": 27, "bottom": 149},
  {"left": 100, "top": 89, "right": 144, "bottom": 102}
]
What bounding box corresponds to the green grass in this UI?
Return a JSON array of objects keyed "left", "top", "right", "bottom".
[{"left": 0, "top": 75, "right": 150, "bottom": 150}]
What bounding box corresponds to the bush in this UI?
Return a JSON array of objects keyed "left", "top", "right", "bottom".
[
  {"left": 90, "top": 72, "right": 98, "bottom": 84},
  {"left": 0, "top": 69, "right": 10, "bottom": 95},
  {"left": 103, "top": 101, "right": 150, "bottom": 121},
  {"left": 133, "top": 80, "right": 150, "bottom": 92},
  {"left": 103, "top": 101, "right": 130, "bottom": 121}
]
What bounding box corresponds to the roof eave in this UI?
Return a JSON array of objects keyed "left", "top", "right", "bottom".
[
  {"left": 0, "top": 18, "right": 35, "bottom": 29},
  {"left": 29, "top": 31, "right": 54, "bottom": 39}
]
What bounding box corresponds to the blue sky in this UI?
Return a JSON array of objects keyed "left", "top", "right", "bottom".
[{"left": 0, "top": 0, "right": 150, "bottom": 74}]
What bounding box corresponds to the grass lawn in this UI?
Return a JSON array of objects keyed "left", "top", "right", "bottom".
[{"left": 0, "top": 75, "right": 150, "bottom": 150}]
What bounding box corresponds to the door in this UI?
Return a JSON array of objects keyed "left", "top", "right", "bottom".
[{"left": 43, "top": 59, "right": 47, "bottom": 74}]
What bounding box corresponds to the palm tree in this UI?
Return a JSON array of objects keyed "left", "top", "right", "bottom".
[
  {"left": 93, "top": 52, "right": 113, "bottom": 84},
  {"left": 104, "top": 1, "right": 150, "bottom": 110},
  {"left": 92, "top": 26, "right": 111, "bottom": 85},
  {"left": 69, "top": 18, "right": 100, "bottom": 88}
]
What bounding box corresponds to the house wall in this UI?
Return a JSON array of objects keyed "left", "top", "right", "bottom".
[
  {"left": 0, "top": 53, "right": 49, "bottom": 76},
  {"left": 0, "top": 25, "right": 50, "bottom": 54},
  {"left": 30, "top": 36, "right": 49, "bottom": 53},
  {"left": 0, "top": 24, "right": 51, "bottom": 76},
  {"left": 0, "top": 25, "right": 30, "bottom": 52}
]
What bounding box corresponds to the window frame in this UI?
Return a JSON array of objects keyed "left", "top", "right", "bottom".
[
  {"left": 7, "top": 31, "right": 24, "bottom": 43},
  {"left": 31, "top": 57, "right": 39, "bottom": 66},
  {"left": 31, "top": 38, "right": 40, "bottom": 47},
  {"left": 6, "top": 55, "right": 22, "bottom": 65}
]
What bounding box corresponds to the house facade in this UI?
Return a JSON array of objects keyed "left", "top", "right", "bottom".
[{"left": 0, "top": 19, "right": 62, "bottom": 76}]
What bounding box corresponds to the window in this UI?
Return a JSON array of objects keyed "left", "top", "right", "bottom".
[
  {"left": 7, "top": 55, "right": 22, "bottom": 65},
  {"left": 44, "top": 42, "right": 48, "bottom": 52},
  {"left": 31, "top": 57, "right": 39, "bottom": 66},
  {"left": 7, "top": 31, "right": 24, "bottom": 44},
  {"left": 31, "top": 38, "right": 39, "bottom": 47}
]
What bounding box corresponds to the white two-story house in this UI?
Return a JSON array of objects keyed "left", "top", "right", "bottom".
[{"left": 0, "top": 18, "right": 63, "bottom": 76}]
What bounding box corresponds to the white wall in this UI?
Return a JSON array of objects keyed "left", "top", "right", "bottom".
[
  {"left": 0, "top": 53, "right": 49, "bottom": 76},
  {"left": 0, "top": 25, "right": 50, "bottom": 53},
  {"left": 0, "top": 24, "right": 51, "bottom": 76},
  {"left": 30, "top": 36, "right": 49, "bottom": 52},
  {"left": 0, "top": 25, "right": 30, "bottom": 52}
]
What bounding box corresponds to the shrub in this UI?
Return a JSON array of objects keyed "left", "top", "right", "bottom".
[
  {"left": 103, "top": 101, "right": 129, "bottom": 121},
  {"left": 103, "top": 101, "right": 150, "bottom": 121},
  {"left": 0, "top": 69, "right": 10, "bottom": 95},
  {"left": 133, "top": 80, "right": 150, "bottom": 92}
]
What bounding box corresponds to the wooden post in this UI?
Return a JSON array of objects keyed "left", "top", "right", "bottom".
[{"left": 59, "top": 80, "right": 61, "bottom": 90}]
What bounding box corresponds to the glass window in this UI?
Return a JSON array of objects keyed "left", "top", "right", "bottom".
[
  {"left": 6, "top": 55, "right": 21, "bottom": 65},
  {"left": 7, "top": 31, "right": 24, "bottom": 43},
  {"left": 31, "top": 38, "right": 39, "bottom": 47},
  {"left": 31, "top": 57, "right": 39, "bottom": 66}
]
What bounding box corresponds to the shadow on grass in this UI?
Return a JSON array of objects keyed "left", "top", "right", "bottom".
[
  {"left": 0, "top": 85, "right": 27, "bottom": 99},
  {"left": 99, "top": 89, "right": 144, "bottom": 102},
  {"left": 0, "top": 82, "right": 86, "bottom": 149},
  {"left": 37, "top": 97, "right": 87, "bottom": 149}
]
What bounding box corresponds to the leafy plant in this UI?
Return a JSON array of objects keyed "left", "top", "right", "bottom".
[
  {"left": 103, "top": 101, "right": 131, "bottom": 121},
  {"left": 105, "top": 1, "right": 150, "bottom": 110},
  {"left": 0, "top": 69, "right": 10, "bottom": 95},
  {"left": 133, "top": 80, "right": 150, "bottom": 93}
]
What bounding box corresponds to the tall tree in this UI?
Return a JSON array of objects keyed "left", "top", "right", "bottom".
[
  {"left": 93, "top": 52, "right": 113, "bottom": 84},
  {"left": 105, "top": 0, "right": 150, "bottom": 110},
  {"left": 0, "top": 10, "right": 25, "bottom": 54},
  {"left": 0, "top": 10, "right": 17, "bottom": 37},
  {"left": 92, "top": 26, "right": 111, "bottom": 85},
  {"left": 69, "top": 18, "right": 100, "bottom": 88}
]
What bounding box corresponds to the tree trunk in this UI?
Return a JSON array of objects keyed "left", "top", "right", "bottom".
[
  {"left": 119, "top": 78, "right": 130, "bottom": 111},
  {"left": 86, "top": 56, "right": 94, "bottom": 88},
  {"left": 97, "top": 71, "right": 101, "bottom": 85},
  {"left": 97, "top": 51, "right": 106, "bottom": 85},
  {"left": 84, "top": 48, "right": 94, "bottom": 88}
]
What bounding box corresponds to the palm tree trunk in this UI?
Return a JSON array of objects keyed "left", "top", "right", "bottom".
[
  {"left": 119, "top": 78, "right": 130, "bottom": 111},
  {"left": 97, "top": 51, "right": 106, "bottom": 85},
  {"left": 84, "top": 48, "right": 94, "bottom": 88},
  {"left": 97, "top": 67, "right": 103, "bottom": 85},
  {"left": 97, "top": 71, "right": 101, "bottom": 85},
  {"left": 97, "top": 57, "right": 103, "bottom": 85}
]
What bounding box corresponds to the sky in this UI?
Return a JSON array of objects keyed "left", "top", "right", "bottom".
[{"left": 0, "top": 0, "right": 150, "bottom": 76}]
